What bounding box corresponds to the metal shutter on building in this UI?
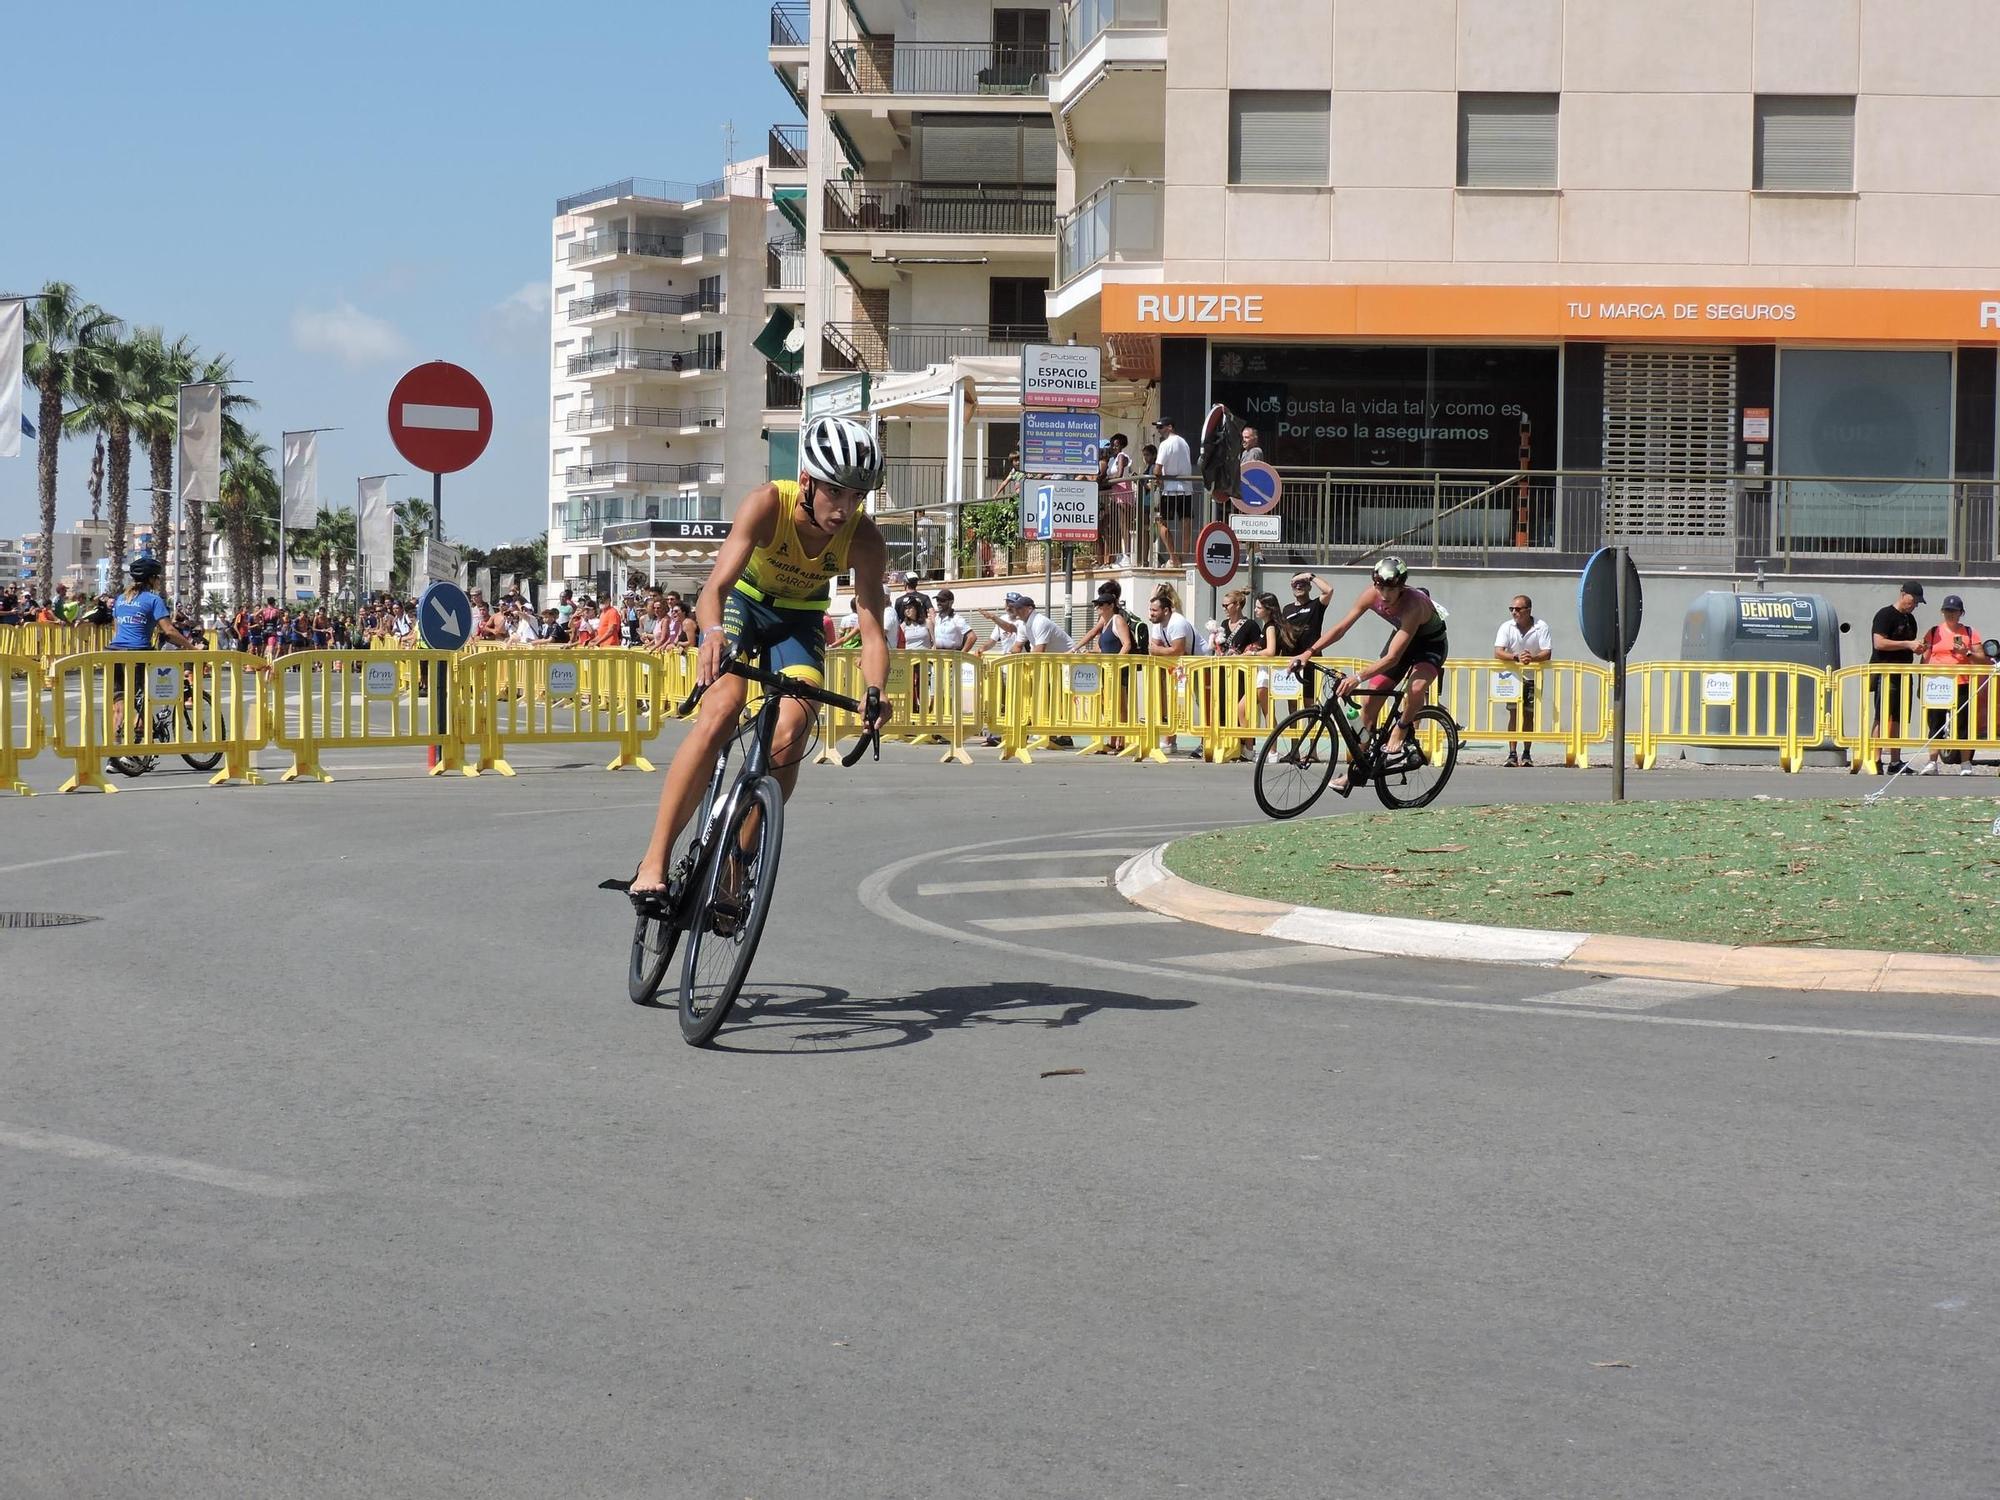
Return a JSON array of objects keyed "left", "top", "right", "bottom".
[
  {"left": 1754, "top": 96, "right": 1854, "bottom": 191},
  {"left": 1602, "top": 347, "right": 1738, "bottom": 556},
  {"left": 1458, "top": 94, "right": 1558, "bottom": 188},
  {"left": 1229, "top": 91, "right": 1330, "bottom": 185}
]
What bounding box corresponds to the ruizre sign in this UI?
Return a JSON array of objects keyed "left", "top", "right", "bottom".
[{"left": 1021, "top": 344, "right": 1101, "bottom": 410}]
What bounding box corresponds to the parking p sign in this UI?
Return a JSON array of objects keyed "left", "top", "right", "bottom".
[{"left": 1021, "top": 480, "right": 1097, "bottom": 541}]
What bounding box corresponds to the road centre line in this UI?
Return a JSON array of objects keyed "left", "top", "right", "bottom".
[
  {"left": 0, "top": 1123, "right": 315, "bottom": 1199},
  {"left": 919, "top": 876, "right": 1109, "bottom": 896},
  {"left": 972, "top": 911, "right": 1177, "bottom": 932},
  {"left": 858, "top": 824, "right": 2000, "bottom": 1050},
  {"left": 0, "top": 851, "right": 125, "bottom": 878}
]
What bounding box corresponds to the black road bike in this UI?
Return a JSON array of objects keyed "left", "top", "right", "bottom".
[
  {"left": 613, "top": 651, "right": 881, "bottom": 1045},
  {"left": 108, "top": 665, "right": 226, "bottom": 778},
  {"left": 1253, "top": 663, "right": 1460, "bottom": 818}
]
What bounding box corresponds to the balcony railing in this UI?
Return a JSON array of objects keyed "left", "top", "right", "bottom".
[
  {"left": 766, "top": 236, "right": 806, "bottom": 290},
  {"left": 565, "top": 405, "right": 722, "bottom": 433},
  {"left": 567, "top": 346, "right": 724, "bottom": 377},
  {"left": 770, "top": 1, "right": 808, "bottom": 47},
  {"left": 825, "top": 39, "right": 1057, "bottom": 96},
  {"left": 822, "top": 321, "right": 1050, "bottom": 373},
  {"left": 1064, "top": 0, "right": 1167, "bottom": 58},
  {"left": 876, "top": 458, "right": 991, "bottom": 511},
  {"left": 1057, "top": 177, "right": 1164, "bottom": 285},
  {"left": 566, "top": 229, "right": 683, "bottom": 263},
  {"left": 824, "top": 179, "right": 1057, "bottom": 237},
  {"left": 566, "top": 461, "right": 725, "bottom": 488},
  {"left": 556, "top": 179, "right": 702, "bottom": 214},
  {"left": 567, "top": 290, "right": 721, "bottom": 320},
  {"left": 686, "top": 231, "right": 728, "bottom": 259},
  {"left": 769, "top": 124, "right": 808, "bottom": 170},
  {"left": 766, "top": 367, "right": 803, "bottom": 409}
]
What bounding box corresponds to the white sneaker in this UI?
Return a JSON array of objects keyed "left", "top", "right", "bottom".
[
  {"left": 1918, "top": 760, "right": 1939, "bottom": 775},
  {"left": 1959, "top": 765, "right": 1975, "bottom": 776}
]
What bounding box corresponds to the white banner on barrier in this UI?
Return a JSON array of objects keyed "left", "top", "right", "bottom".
[
  {"left": 1702, "top": 672, "right": 1736, "bottom": 706},
  {"left": 1922, "top": 675, "right": 1958, "bottom": 708},
  {"left": 546, "top": 662, "right": 578, "bottom": 697},
  {"left": 1489, "top": 670, "right": 1522, "bottom": 703},
  {"left": 363, "top": 660, "right": 400, "bottom": 697},
  {"left": 1068, "top": 663, "right": 1101, "bottom": 694}
]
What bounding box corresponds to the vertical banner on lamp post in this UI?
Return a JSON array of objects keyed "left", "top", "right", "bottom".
[
  {"left": 358, "top": 476, "right": 394, "bottom": 596},
  {"left": 281, "top": 431, "right": 319, "bottom": 527},
  {"left": 177, "top": 383, "right": 222, "bottom": 519},
  {"left": 0, "top": 300, "right": 23, "bottom": 460}
]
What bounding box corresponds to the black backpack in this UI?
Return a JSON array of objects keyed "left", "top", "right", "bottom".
[{"left": 1121, "top": 608, "right": 1149, "bottom": 655}]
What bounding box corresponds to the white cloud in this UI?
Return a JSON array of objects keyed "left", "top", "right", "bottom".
[
  {"left": 290, "top": 301, "right": 411, "bottom": 366},
  {"left": 482, "top": 281, "right": 551, "bottom": 351}
]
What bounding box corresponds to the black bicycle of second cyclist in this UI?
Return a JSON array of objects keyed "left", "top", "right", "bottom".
[
  {"left": 609, "top": 650, "right": 881, "bottom": 1045},
  {"left": 1253, "top": 662, "right": 1460, "bottom": 818}
]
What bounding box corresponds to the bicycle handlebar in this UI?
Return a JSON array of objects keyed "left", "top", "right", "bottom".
[{"left": 672, "top": 649, "right": 883, "bottom": 765}]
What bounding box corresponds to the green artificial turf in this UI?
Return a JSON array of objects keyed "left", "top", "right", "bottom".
[{"left": 1167, "top": 796, "right": 2000, "bottom": 954}]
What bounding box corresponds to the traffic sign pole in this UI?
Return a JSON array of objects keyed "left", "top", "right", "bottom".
[{"left": 1612, "top": 545, "right": 1628, "bottom": 802}]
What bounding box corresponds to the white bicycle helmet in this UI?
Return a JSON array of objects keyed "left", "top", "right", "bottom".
[{"left": 798, "top": 414, "right": 883, "bottom": 494}]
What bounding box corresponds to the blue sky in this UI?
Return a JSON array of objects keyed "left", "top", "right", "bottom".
[{"left": 2, "top": 0, "right": 785, "bottom": 548}]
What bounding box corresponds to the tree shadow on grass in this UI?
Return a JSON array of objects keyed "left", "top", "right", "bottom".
[{"left": 698, "top": 979, "right": 1196, "bottom": 1055}]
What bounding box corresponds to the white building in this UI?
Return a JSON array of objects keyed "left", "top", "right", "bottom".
[
  {"left": 0, "top": 535, "right": 22, "bottom": 588},
  {"left": 545, "top": 164, "right": 783, "bottom": 594}
]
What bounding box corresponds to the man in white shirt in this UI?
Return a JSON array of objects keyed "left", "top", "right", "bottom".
[
  {"left": 1003, "top": 591, "right": 1076, "bottom": 747},
  {"left": 1151, "top": 416, "right": 1194, "bottom": 566},
  {"left": 1148, "top": 588, "right": 1203, "bottom": 756},
  {"left": 1494, "top": 595, "right": 1554, "bottom": 767},
  {"left": 930, "top": 588, "right": 971, "bottom": 651}
]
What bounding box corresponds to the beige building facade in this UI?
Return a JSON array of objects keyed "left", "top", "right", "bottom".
[{"left": 1049, "top": 0, "right": 2000, "bottom": 574}]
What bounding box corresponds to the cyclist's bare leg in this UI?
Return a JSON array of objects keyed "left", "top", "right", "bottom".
[
  {"left": 1384, "top": 668, "right": 1436, "bottom": 755},
  {"left": 633, "top": 674, "right": 749, "bottom": 893}
]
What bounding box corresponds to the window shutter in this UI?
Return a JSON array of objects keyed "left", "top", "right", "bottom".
[
  {"left": 1229, "top": 91, "right": 1330, "bottom": 186},
  {"left": 1755, "top": 97, "right": 1854, "bottom": 191},
  {"left": 1458, "top": 94, "right": 1558, "bottom": 188}
]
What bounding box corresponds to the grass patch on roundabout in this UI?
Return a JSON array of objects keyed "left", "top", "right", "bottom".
[{"left": 1167, "top": 796, "right": 2000, "bottom": 955}]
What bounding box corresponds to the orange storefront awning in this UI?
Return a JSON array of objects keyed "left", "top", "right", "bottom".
[{"left": 1100, "top": 283, "right": 2000, "bottom": 344}]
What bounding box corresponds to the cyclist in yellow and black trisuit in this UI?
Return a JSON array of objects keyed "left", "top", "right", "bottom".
[{"left": 628, "top": 415, "right": 894, "bottom": 902}]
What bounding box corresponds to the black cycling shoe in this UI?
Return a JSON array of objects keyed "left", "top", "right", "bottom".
[{"left": 602, "top": 876, "right": 676, "bottom": 918}]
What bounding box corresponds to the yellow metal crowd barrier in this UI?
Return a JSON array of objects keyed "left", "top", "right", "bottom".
[
  {"left": 1629, "top": 661, "right": 1826, "bottom": 772},
  {"left": 816, "top": 649, "right": 978, "bottom": 765},
  {"left": 46, "top": 650, "right": 268, "bottom": 792},
  {"left": 1830, "top": 663, "right": 2000, "bottom": 773},
  {"left": 272, "top": 649, "right": 468, "bottom": 782},
  {"left": 460, "top": 647, "right": 681, "bottom": 774},
  {"left": 1429, "top": 660, "right": 1610, "bottom": 768},
  {"left": 0, "top": 621, "right": 109, "bottom": 667},
  {"left": 2, "top": 652, "right": 44, "bottom": 796},
  {"left": 981, "top": 654, "right": 1176, "bottom": 763}
]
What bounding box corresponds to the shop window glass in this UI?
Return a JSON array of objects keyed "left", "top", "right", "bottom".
[{"left": 1777, "top": 349, "right": 1951, "bottom": 550}]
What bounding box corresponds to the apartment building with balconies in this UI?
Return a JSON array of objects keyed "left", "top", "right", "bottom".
[
  {"left": 546, "top": 167, "right": 775, "bottom": 592},
  {"left": 1047, "top": 0, "right": 2000, "bottom": 580},
  {"left": 789, "top": 0, "right": 1064, "bottom": 539}
]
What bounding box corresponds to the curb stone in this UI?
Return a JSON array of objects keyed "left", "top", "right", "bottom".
[{"left": 1114, "top": 844, "right": 2000, "bottom": 1000}]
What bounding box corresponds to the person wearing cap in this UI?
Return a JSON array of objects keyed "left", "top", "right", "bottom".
[
  {"left": 1869, "top": 583, "right": 1924, "bottom": 773},
  {"left": 1917, "top": 592, "right": 1980, "bottom": 774},
  {"left": 1280, "top": 572, "right": 1333, "bottom": 658},
  {"left": 930, "top": 588, "right": 970, "bottom": 652},
  {"left": 1151, "top": 416, "right": 1194, "bottom": 565}
]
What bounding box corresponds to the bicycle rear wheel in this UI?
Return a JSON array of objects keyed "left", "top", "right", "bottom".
[
  {"left": 1253, "top": 707, "right": 1340, "bottom": 819},
  {"left": 1373, "top": 705, "right": 1460, "bottom": 810},
  {"left": 181, "top": 692, "right": 224, "bottom": 772},
  {"left": 628, "top": 739, "right": 737, "bottom": 1006},
  {"left": 678, "top": 776, "right": 785, "bottom": 1045}
]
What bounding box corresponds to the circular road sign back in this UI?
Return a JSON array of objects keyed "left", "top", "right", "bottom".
[
  {"left": 1577, "top": 546, "right": 1643, "bottom": 662},
  {"left": 388, "top": 361, "right": 493, "bottom": 475},
  {"left": 1232, "top": 459, "right": 1284, "bottom": 515},
  {"left": 1196, "top": 521, "right": 1240, "bottom": 588}
]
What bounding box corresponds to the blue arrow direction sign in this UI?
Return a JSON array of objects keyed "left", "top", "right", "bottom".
[{"left": 416, "top": 581, "right": 473, "bottom": 651}]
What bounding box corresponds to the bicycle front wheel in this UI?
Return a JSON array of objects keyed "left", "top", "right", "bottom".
[
  {"left": 181, "top": 692, "right": 224, "bottom": 772},
  {"left": 1373, "top": 705, "right": 1460, "bottom": 810},
  {"left": 1253, "top": 707, "right": 1340, "bottom": 819},
  {"left": 678, "top": 776, "right": 785, "bottom": 1045}
]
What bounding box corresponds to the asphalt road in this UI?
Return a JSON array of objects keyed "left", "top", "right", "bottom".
[{"left": 2, "top": 737, "right": 1996, "bottom": 1498}]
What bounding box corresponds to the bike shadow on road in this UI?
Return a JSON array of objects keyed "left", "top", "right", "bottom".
[{"left": 702, "top": 980, "right": 1196, "bottom": 1055}]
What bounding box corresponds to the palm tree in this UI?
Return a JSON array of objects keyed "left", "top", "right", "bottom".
[
  {"left": 64, "top": 330, "right": 149, "bottom": 582},
  {"left": 391, "top": 497, "right": 435, "bottom": 591},
  {"left": 129, "top": 328, "right": 200, "bottom": 592},
  {"left": 303, "top": 505, "right": 356, "bottom": 604},
  {"left": 211, "top": 431, "right": 279, "bottom": 604},
  {"left": 183, "top": 355, "right": 258, "bottom": 608},
  {"left": 22, "top": 282, "right": 118, "bottom": 600}
]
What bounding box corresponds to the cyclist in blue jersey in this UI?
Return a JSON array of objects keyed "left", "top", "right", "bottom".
[{"left": 106, "top": 556, "right": 199, "bottom": 743}]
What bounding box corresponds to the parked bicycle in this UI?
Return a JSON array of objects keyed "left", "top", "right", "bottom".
[
  {"left": 1253, "top": 662, "right": 1460, "bottom": 818},
  {"left": 610, "top": 650, "right": 880, "bottom": 1045}
]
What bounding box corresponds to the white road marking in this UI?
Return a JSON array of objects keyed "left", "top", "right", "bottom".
[
  {"left": 919, "top": 875, "right": 1108, "bottom": 896},
  {"left": 1520, "top": 978, "right": 1723, "bottom": 1012},
  {"left": 1163, "top": 945, "right": 1355, "bottom": 971},
  {"left": 972, "top": 911, "right": 1177, "bottom": 932},
  {"left": 401, "top": 402, "right": 481, "bottom": 431},
  {"left": 0, "top": 850, "right": 125, "bottom": 878},
  {"left": 0, "top": 1124, "right": 314, "bottom": 1199},
  {"left": 495, "top": 802, "right": 661, "bottom": 819},
  {"left": 952, "top": 848, "right": 1148, "bottom": 864},
  {"left": 856, "top": 824, "right": 2000, "bottom": 1050}
]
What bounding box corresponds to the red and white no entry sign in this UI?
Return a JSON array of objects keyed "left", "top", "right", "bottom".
[
  {"left": 387, "top": 361, "right": 492, "bottom": 474},
  {"left": 1195, "top": 521, "right": 1239, "bottom": 588}
]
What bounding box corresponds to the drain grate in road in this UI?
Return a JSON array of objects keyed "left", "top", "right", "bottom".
[{"left": 0, "top": 912, "right": 100, "bottom": 929}]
